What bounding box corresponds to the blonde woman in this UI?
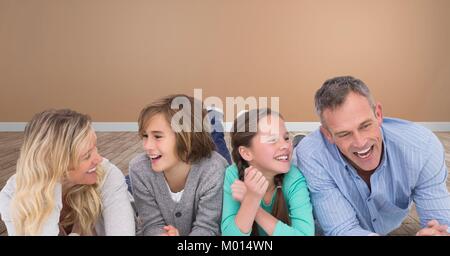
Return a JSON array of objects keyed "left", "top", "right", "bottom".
[{"left": 0, "top": 109, "right": 135, "bottom": 235}]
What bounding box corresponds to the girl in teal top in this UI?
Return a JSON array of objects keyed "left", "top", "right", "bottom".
[{"left": 221, "top": 108, "right": 314, "bottom": 236}]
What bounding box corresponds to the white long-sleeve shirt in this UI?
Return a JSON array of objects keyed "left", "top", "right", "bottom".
[{"left": 0, "top": 158, "right": 135, "bottom": 236}]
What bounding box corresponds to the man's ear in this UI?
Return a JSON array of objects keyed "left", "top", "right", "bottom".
[
  {"left": 320, "top": 125, "right": 334, "bottom": 144},
  {"left": 375, "top": 102, "right": 383, "bottom": 126},
  {"left": 238, "top": 146, "right": 253, "bottom": 162}
]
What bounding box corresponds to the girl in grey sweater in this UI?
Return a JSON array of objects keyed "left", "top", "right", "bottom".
[{"left": 129, "top": 95, "right": 228, "bottom": 236}]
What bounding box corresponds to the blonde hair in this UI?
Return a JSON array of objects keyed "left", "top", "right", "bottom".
[{"left": 11, "top": 109, "right": 105, "bottom": 235}]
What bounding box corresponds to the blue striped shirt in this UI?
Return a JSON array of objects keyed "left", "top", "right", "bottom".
[{"left": 294, "top": 118, "right": 450, "bottom": 235}]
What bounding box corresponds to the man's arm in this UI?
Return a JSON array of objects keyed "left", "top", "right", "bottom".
[{"left": 413, "top": 134, "right": 450, "bottom": 234}]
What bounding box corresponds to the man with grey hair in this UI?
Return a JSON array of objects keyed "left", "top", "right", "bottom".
[{"left": 293, "top": 76, "right": 450, "bottom": 236}]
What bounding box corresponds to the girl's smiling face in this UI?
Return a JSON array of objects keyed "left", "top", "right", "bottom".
[{"left": 241, "top": 114, "right": 293, "bottom": 176}]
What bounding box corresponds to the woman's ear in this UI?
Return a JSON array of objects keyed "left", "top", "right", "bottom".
[{"left": 238, "top": 146, "right": 253, "bottom": 162}]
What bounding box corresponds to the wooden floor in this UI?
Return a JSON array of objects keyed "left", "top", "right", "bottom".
[{"left": 1, "top": 132, "right": 449, "bottom": 236}]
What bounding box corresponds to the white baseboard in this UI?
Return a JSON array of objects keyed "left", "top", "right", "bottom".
[
  {"left": 0, "top": 122, "right": 139, "bottom": 132},
  {"left": 1, "top": 122, "right": 450, "bottom": 132},
  {"left": 416, "top": 122, "right": 450, "bottom": 132},
  {"left": 92, "top": 122, "right": 138, "bottom": 132},
  {"left": 0, "top": 122, "right": 27, "bottom": 132}
]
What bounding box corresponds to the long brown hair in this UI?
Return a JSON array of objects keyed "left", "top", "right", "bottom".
[{"left": 230, "top": 108, "right": 291, "bottom": 235}]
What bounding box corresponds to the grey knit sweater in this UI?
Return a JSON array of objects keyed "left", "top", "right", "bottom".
[{"left": 129, "top": 151, "right": 227, "bottom": 236}]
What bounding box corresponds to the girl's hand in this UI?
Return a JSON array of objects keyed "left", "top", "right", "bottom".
[
  {"left": 243, "top": 166, "right": 268, "bottom": 200},
  {"left": 231, "top": 180, "right": 247, "bottom": 202},
  {"left": 163, "top": 225, "right": 180, "bottom": 236}
]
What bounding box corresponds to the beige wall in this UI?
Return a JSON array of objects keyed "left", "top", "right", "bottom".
[{"left": 1, "top": 0, "right": 449, "bottom": 122}]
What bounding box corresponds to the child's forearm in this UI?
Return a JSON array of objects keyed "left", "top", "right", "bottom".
[
  {"left": 254, "top": 207, "right": 278, "bottom": 235},
  {"left": 234, "top": 195, "right": 261, "bottom": 234}
]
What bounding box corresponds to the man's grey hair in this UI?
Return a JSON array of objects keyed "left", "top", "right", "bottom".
[{"left": 315, "top": 76, "right": 375, "bottom": 123}]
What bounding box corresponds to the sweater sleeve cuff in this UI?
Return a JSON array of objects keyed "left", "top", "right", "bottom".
[{"left": 223, "top": 221, "right": 252, "bottom": 236}]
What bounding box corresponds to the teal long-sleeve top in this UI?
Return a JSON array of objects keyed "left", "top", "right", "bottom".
[{"left": 221, "top": 164, "right": 314, "bottom": 236}]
